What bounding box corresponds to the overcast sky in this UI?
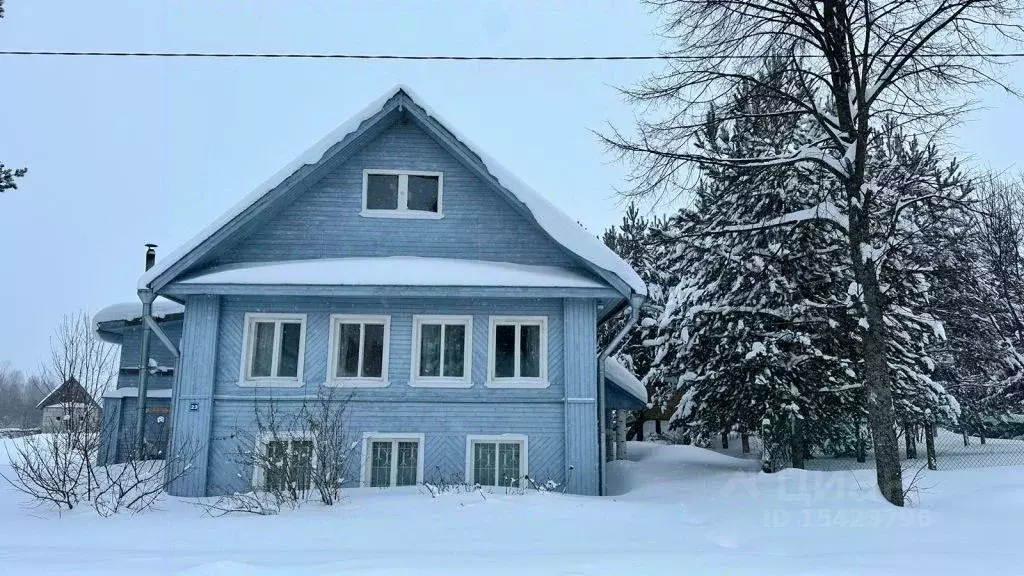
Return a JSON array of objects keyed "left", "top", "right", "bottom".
[{"left": 0, "top": 1, "right": 1021, "bottom": 374}]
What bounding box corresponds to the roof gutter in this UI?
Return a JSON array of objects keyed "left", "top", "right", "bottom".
[{"left": 596, "top": 292, "right": 644, "bottom": 496}]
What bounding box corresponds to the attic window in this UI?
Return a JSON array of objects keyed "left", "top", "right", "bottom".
[{"left": 362, "top": 170, "right": 443, "bottom": 219}]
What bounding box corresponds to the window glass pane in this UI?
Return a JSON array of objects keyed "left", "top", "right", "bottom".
[
  {"left": 366, "top": 174, "right": 399, "bottom": 210},
  {"left": 250, "top": 321, "right": 276, "bottom": 378},
  {"left": 418, "top": 324, "right": 442, "bottom": 377},
  {"left": 336, "top": 323, "right": 361, "bottom": 378},
  {"left": 473, "top": 443, "right": 496, "bottom": 486},
  {"left": 498, "top": 443, "right": 521, "bottom": 487},
  {"left": 519, "top": 324, "right": 541, "bottom": 378},
  {"left": 443, "top": 324, "right": 466, "bottom": 378},
  {"left": 370, "top": 441, "right": 393, "bottom": 487},
  {"left": 494, "top": 324, "right": 516, "bottom": 378},
  {"left": 265, "top": 440, "right": 288, "bottom": 492},
  {"left": 362, "top": 323, "right": 386, "bottom": 378},
  {"left": 407, "top": 175, "right": 439, "bottom": 212},
  {"left": 277, "top": 322, "right": 301, "bottom": 378},
  {"left": 291, "top": 440, "right": 313, "bottom": 491},
  {"left": 396, "top": 441, "right": 418, "bottom": 486}
]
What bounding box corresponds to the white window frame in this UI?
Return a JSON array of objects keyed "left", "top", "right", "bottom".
[
  {"left": 360, "top": 432, "right": 426, "bottom": 487},
  {"left": 326, "top": 314, "right": 391, "bottom": 387},
  {"left": 238, "top": 313, "right": 307, "bottom": 387},
  {"left": 251, "top": 431, "right": 316, "bottom": 491},
  {"left": 486, "top": 316, "right": 549, "bottom": 388},
  {"left": 410, "top": 315, "right": 473, "bottom": 388},
  {"left": 361, "top": 169, "right": 444, "bottom": 219},
  {"left": 465, "top": 434, "right": 529, "bottom": 487}
]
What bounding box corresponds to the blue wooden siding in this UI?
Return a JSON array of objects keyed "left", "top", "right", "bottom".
[
  {"left": 113, "top": 319, "right": 182, "bottom": 390},
  {"left": 207, "top": 120, "right": 576, "bottom": 270},
  {"left": 205, "top": 399, "right": 565, "bottom": 495},
  {"left": 172, "top": 294, "right": 591, "bottom": 496},
  {"left": 213, "top": 296, "right": 565, "bottom": 399},
  {"left": 562, "top": 298, "right": 599, "bottom": 495},
  {"left": 166, "top": 295, "right": 220, "bottom": 497}
]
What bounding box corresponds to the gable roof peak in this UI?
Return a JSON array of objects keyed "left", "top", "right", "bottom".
[{"left": 138, "top": 84, "right": 646, "bottom": 298}]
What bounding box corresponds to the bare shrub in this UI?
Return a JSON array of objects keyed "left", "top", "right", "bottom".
[{"left": 200, "top": 388, "right": 354, "bottom": 515}]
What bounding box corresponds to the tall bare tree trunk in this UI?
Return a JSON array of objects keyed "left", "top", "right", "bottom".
[
  {"left": 790, "top": 417, "right": 805, "bottom": 470},
  {"left": 741, "top": 432, "right": 750, "bottom": 454},
  {"left": 925, "top": 424, "right": 937, "bottom": 471},
  {"left": 850, "top": 214, "right": 904, "bottom": 506},
  {"left": 856, "top": 416, "right": 866, "bottom": 463},
  {"left": 905, "top": 424, "right": 917, "bottom": 459},
  {"left": 721, "top": 431, "right": 729, "bottom": 450}
]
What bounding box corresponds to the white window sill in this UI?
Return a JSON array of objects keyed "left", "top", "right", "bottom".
[
  {"left": 409, "top": 378, "right": 474, "bottom": 389},
  {"left": 485, "top": 379, "right": 550, "bottom": 389},
  {"left": 324, "top": 379, "right": 390, "bottom": 388},
  {"left": 360, "top": 210, "right": 443, "bottom": 220},
  {"left": 237, "top": 379, "right": 304, "bottom": 388}
]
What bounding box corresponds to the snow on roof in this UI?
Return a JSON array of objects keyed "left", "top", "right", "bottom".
[
  {"left": 93, "top": 297, "right": 185, "bottom": 328},
  {"left": 178, "top": 257, "right": 608, "bottom": 289},
  {"left": 604, "top": 356, "right": 648, "bottom": 405},
  {"left": 35, "top": 378, "right": 99, "bottom": 410},
  {"left": 138, "top": 85, "right": 646, "bottom": 297}
]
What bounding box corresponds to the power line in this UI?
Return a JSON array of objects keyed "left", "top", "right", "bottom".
[{"left": 1, "top": 50, "right": 1023, "bottom": 61}]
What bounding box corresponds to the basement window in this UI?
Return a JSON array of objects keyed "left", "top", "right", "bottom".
[{"left": 362, "top": 170, "right": 443, "bottom": 218}]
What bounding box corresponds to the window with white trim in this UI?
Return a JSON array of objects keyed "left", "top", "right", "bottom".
[
  {"left": 328, "top": 315, "right": 390, "bottom": 385},
  {"left": 467, "top": 435, "right": 528, "bottom": 487},
  {"left": 241, "top": 314, "right": 306, "bottom": 384},
  {"left": 412, "top": 315, "right": 472, "bottom": 386},
  {"left": 256, "top": 437, "right": 313, "bottom": 492},
  {"left": 487, "top": 317, "right": 547, "bottom": 387},
  {"left": 362, "top": 170, "right": 443, "bottom": 218},
  {"left": 362, "top": 434, "right": 423, "bottom": 487}
]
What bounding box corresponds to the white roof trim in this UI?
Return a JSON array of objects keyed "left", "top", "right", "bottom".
[
  {"left": 604, "top": 356, "right": 648, "bottom": 405},
  {"left": 137, "top": 85, "right": 646, "bottom": 297},
  {"left": 176, "top": 257, "right": 608, "bottom": 289}
]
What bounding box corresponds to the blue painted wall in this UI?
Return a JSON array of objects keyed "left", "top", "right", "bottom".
[
  {"left": 159, "top": 294, "right": 602, "bottom": 496},
  {"left": 207, "top": 120, "right": 576, "bottom": 270}
]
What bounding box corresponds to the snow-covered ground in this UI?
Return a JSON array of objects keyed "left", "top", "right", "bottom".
[{"left": 1, "top": 439, "right": 1021, "bottom": 575}]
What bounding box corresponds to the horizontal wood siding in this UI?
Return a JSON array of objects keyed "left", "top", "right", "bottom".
[
  {"left": 114, "top": 319, "right": 183, "bottom": 390},
  {"left": 166, "top": 295, "right": 220, "bottom": 496},
  {"left": 214, "top": 296, "right": 565, "bottom": 400},
  {"left": 210, "top": 121, "right": 575, "bottom": 270},
  {"left": 206, "top": 399, "right": 565, "bottom": 495},
  {"left": 563, "top": 298, "right": 599, "bottom": 495}
]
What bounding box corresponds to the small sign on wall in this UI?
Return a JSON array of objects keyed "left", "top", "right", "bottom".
[{"left": 189, "top": 402, "right": 199, "bottom": 411}]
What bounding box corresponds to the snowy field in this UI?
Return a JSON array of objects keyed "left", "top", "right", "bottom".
[{"left": 1, "top": 439, "right": 1022, "bottom": 575}]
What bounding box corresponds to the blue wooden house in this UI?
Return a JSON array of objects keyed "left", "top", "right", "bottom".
[{"left": 108, "top": 86, "right": 646, "bottom": 497}]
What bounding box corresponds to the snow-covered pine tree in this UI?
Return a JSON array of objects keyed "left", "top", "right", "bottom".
[
  {"left": 601, "top": 203, "right": 669, "bottom": 439},
  {"left": 649, "top": 66, "right": 861, "bottom": 471}
]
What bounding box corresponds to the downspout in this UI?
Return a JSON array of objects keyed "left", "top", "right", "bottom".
[
  {"left": 134, "top": 289, "right": 154, "bottom": 458},
  {"left": 597, "top": 293, "right": 644, "bottom": 496}
]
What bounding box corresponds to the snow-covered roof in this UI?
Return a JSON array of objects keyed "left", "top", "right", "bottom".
[
  {"left": 177, "top": 257, "right": 608, "bottom": 289},
  {"left": 35, "top": 378, "right": 100, "bottom": 410},
  {"left": 94, "top": 297, "right": 185, "bottom": 327},
  {"left": 137, "top": 85, "right": 646, "bottom": 297},
  {"left": 604, "top": 356, "right": 648, "bottom": 405}
]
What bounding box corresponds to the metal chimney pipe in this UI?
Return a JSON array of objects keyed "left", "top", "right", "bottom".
[{"left": 144, "top": 244, "right": 157, "bottom": 271}]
